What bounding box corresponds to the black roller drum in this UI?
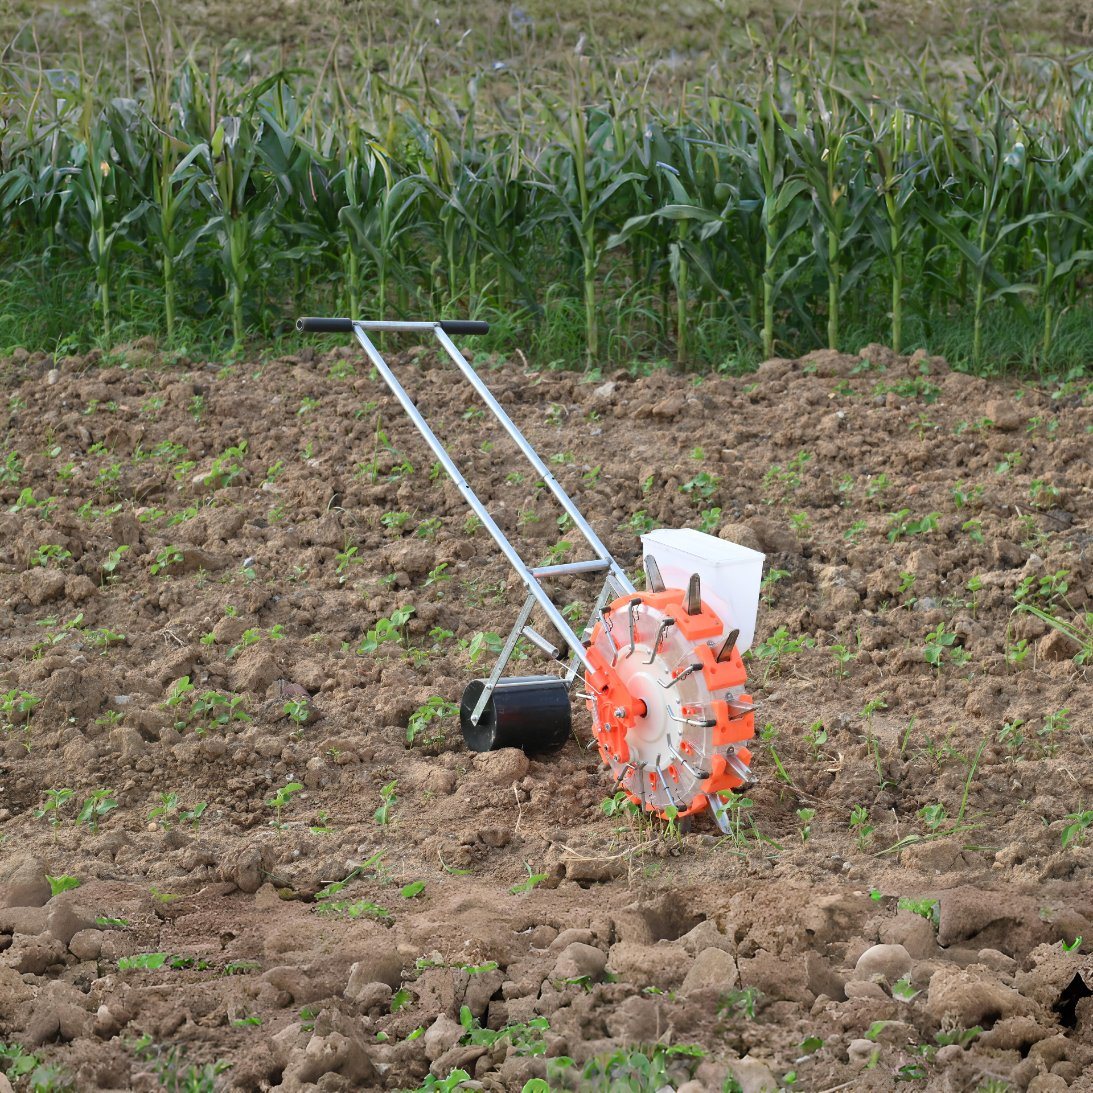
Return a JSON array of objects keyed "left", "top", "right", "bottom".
[{"left": 460, "top": 675, "right": 571, "bottom": 753}]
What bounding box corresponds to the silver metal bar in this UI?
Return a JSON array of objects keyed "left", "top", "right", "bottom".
[
  {"left": 469, "top": 593, "right": 537, "bottom": 725},
  {"left": 644, "top": 618, "right": 674, "bottom": 665},
  {"left": 667, "top": 742, "right": 707, "bottom": 781},
  {"left": 521, "top": 626, "right": 561, "bottom": 660},
  {"left": 657, "top": 662, "right": 702, "bottom": 689},
  {"left": 530, "top": 559, "right": 611, "bottom": 579},
  {"left": 354, "top": 320, "right": 439, "bottom": 331},
  {"left": 725, "top": 753, "right": 754, "bottom": 783},
  {"left": 624, "top": 598, "right": 641, "bottom": 659},
  {"left": 666, "top": 706, "right": 717, "bottom": 728},
  {"left": 657, "top": 766, "right": 680, "bottom": 810},
  {"left": 353, "top": 326, "right": 595, "bottom": 672},
  {"left": 433, "top": 325, "right": 635, "bottom": 597},
  {"left": 565, "top": 579, "right": 618, "bottom": 685}
]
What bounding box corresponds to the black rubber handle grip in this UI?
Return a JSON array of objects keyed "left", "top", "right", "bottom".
[
  {"left": 296, "top": 317, "right": 355, "bottom": 333},
  {"left": 439, "top": 320, "right": 489, "bottom": 335}
]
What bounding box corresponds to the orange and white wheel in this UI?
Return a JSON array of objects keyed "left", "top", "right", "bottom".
[{"left": 584, "top": 588, "right": 755, "bottom": 828}]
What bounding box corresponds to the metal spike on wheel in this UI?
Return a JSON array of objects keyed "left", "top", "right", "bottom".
[{"left": 583, "top": 579, "right": 755, "bottom": 825}]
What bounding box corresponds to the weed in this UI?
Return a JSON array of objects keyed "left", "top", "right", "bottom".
[
  {"left": 407, "top": 697, "right": 458, "bottom": 748},
  {"left": 752, "top": 626, "right": 815, "bottom": 683},
  {"left": 511, "top": 863, "right": 548, "bottom": 894}
]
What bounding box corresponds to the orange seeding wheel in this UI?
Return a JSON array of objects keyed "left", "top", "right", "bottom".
[{"left": 584, "top": 589, "right": 755, "bottom": 828}]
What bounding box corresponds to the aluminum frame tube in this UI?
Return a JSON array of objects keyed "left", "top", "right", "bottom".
[{"left": 352, "top": 325, "right": 596, "bottom": 672}]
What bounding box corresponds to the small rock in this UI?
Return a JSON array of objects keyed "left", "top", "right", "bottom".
[
  {"left": 880, "top": 911, "right": 938, "bottom": 959},
  {"left": 845, "top": 979, "right": 889, "bottom": 1001},
  {"left": 424, "top": 1013, "right": 464, "bottom": 1062},
  {"left": 47, "top": 899, "right": 93, "bottom": 946},
  {"left": 854, "top": 943, "right": 913, "bottom": 983},
  {"left": 68, "top": 929, "right": 104, "bottom": 962},
  {"left": 345, "top": 980, "right": 391, "bottom": 1013},
  {"left": 717, "top": 523, "right": 763, "bottom": 552},
  {"left": 976, "top": 948, "right": 1017, "bottom": 975},
  {"left": 744, "top": 516, "right": 799, "bottom": 555},
  {"left": 607, "top": 941, "right": 689, "bottom": 988},
  {"left": 230, "top": 647, "right": 282, "bottom": 695},
  {"left": 1039, "top": 629, "right": 1080, "bottom": 662},
  {"left": 346, "top": 953, "right": 403, "bottom": 991},
  {"left": 926, "top": 965, "right": 1034, "bottom": 1026},
  {"left": 3, "top": 934, "right": 66, "bottom": 975},
  {"left": 681, "top": 947, "right": 738, "bottom": 994},
  {"left": 847, "top": 1039, "right": 879, "bottom": 1069},
  {"left": 984, "top": 398, "right": 1022, "bottom": 431},
  {"left": 472, "top": 748, "right": 529, "bottom": 785},
  {"left": 552, "top": 942, "right": 606, "bottom": 982},
  {"left": 0, "top": 857, "right": 51, "bottom": 909},
  {"left": 724, "top": 1054, "right": 780, "bottom": 1092},
  {"left": 19, "top": 569, "right": 66, "bottom": 606},
  {"left": 0, "top": 906, "right": 47, "bottom": 936},
  {"left": 604, "top": 995, "right": 664, "bottom": 1041},
  {"left": 678, "top": 918, "right": 734, "bottom": 957},
  {"left": 549, "top": 928, "right": 594, "bottom": 951},
  {"left": 1026, "top": 1077, "right": 1068, "bottom": 1093},
  {"left": 650, "top": 394, "right": 685, "bottom": 419}
]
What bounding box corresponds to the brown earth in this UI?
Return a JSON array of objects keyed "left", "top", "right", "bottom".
[{"left": 0, "top": 338, "right": 1091, "bottom": 1092}]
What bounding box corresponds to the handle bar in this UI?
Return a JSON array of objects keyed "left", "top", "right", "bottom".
[{"left": 296, "top": 317, "right": 489, "bottom": 335}]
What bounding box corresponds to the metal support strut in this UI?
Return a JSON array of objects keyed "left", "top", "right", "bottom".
[{"left": 296, "top": 317, "right": 636, "bottom": 731}]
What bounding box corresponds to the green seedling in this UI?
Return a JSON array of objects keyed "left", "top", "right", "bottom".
[
  {"left": 850, "top": 805, "right": 875, "bottom": 850},
  {"left": 118, "top": 952, "right": 169, "bottom": 971},
  {"left": 150, "top": 545, "right": 184, "bottom": 575},
  {"left": 924, "top": 625, "right": 969, "bottom": 670},
  {"left": 35, "top": 787, "right": 74, "bottom": 827},
  {"left": 511, "top": 863, "right": 548, "bottom": 894},
  {"left": 796, "top": 807, "right": 815, "bottom": 841},
  {"left": 1062, "top": 936, "right": 1082, "bottom": 954},
  {"left": 718, "top": 986, "right": 760, "bottom": 1020},
  {"left": 46, "top": 874, "right": 80, "bottom": 896},
  {"left": 357, "top": 606, "right": 415, "bottom": 654},
  {"left": 406, "top": 696, "right": 458, "bottom": 748},
  {"left": 77, "top": 789, "right": 117, "bottom": 831},
  {"left": 887, "top": 509, "right": 939, "bottom": 541},
  {"left": 29, "top": 544, "right": 72, "bottom": 568},
  {"left": 400, "top": 881, "right": 425, "bottom": 900},
  {"left": 283, "top": 698, "right": 310, "bottom": 726},
  {"left": 268, "top": 782, "right": 303, "bottom": 828},
  {"left": 148, "top": 792, "right": 180, "bottom": 829},
  {"left": 0, "top": 689, "right": 39, "bottom": 729},
  {"left": 373, "top": 780, "right": 397, "bottom": 825},
  {"left": 1061, "top": 810, "right": 1093, "bottom": 849},
  {"left": 898, "top": 897, "right": 940, "bottom": 927}
]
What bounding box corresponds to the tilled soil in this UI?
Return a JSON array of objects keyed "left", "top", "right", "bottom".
[{"left": 0, "top": 338, "right": 1091, "bottom": 1092}]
